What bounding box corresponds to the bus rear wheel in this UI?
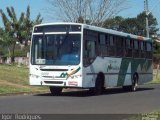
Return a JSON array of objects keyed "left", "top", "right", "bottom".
[
  {"left": 123, "top": 74, "right": 138, "bottom": 92},
  {"left": 49, "top": 87, "right": 63, "bottom": 96},
  {"left": 131, "top": 74, "right": 138, "bottom": 92}
]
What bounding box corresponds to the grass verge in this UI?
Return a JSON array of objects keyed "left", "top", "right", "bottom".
[
  {"left": 149, "top": 69, "right": 160, "bottom": 84},
  {"left": 128, "top": 111, "right": 160, "bottom": 120},
  {"left": 0, "top": 64, "right": 48, "bottom": 94},
  {"left": 0, "top": 64, "right": 160, "bottom": 94}
]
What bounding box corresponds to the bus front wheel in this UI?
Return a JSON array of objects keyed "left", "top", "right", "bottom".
[
  {"left": 90, "top": 73, "right": 104, "bottom": 95},
  {"left": 49, "top": 87, "right": 63, "bottom": 96}
]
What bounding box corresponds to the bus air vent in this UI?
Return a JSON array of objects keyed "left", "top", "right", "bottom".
[{"left": 44, "top": 81, "right": 63, "bottom": 84}]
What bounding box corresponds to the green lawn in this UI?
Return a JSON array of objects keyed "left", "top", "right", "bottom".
[{"left": 0, "top": 64, "right": 48, "bottom": 94}]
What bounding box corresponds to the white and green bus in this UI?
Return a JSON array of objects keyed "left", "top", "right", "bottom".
[{"left": 29, "top": 22, "right": 153, "bottom": 95}]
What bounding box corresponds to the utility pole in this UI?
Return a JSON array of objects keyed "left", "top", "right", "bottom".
[
  {"left": 0, "top": 9, "right": 2, "bottom": 17},
  {"left": 144, "top": 0, "right": 150, "bottom": 38},
  {"left": 80, "top": 0, "right": 81, "bottom": 18}
]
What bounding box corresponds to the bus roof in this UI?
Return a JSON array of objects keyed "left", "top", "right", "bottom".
[{"left": 34, "top": 22, "right": 151, "bottom": 41}]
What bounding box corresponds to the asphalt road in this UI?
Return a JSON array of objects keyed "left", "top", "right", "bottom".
[{"left": 0, "top": 84, "right": 160, "bottom": 115}]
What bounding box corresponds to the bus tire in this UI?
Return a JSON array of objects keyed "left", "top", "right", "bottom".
[
  {"left": 49, "top": 87, "right": 63, "bottom": 96},
  {"left": 123, "top": 73, "right": 138, "bottom": 92},
  {"left": 90, "top": 73, "right": 104, "bottom": 95},
  {"left": 131, "top": 73, "right": 138, "bottom": 92}
]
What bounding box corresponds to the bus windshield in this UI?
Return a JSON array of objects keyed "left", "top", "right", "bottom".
[{"left": 31, "top": 34, "right": 81, "bottom": 65}]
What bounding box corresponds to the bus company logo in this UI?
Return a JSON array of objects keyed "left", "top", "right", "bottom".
[
  {"left": 60, "top": 67, "right": 81, "bottom": 79},
  {"left": 107, "top": 64, "right": 112, "bottom": 72},
  {"left": 107, "top": 64, "right": 120, "bottom": 72}
]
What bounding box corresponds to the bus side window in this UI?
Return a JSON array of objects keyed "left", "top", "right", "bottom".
[
  {"left": 137, "top": 41, "right": 141, "bottom": 58},
  {"left": 99, "top": 34, "right": 107, "bottom": 56},
  {"left": 141, "top": 41, "right": 144, "bottom": 50},
  {"left": 86, "top": 41, "right": 96, "bottom": 58},
  {"left": 125, "top": 39, "right": 133, "bottom": 57},
  {"left": 144, "top": 42, "right": 147, "bottom": 51},
  {"left": 99, "top": 34, "right": 106, "bottom": 45},
  {"left": 83, "top": 29, "right": 98, "bottom": 67},
  {"left": 126, "top": 39, "right": 131, "bottom": 48},
  {"left": 105, "top": 35, "right": 109, "bottom": 45},
  {"left": 140, "top": 41, "right": 145, "bottom": 58},
  {"left": 134, "top": 40, "right": 138, "bottom": 49},
  {"left": 116, "top": 37, "right": 123, "bottom": 46},
  {"left": 109, "top": 35, "right": 114, "bottom": 46},
  {"left": 147, "top": 42, "right": 152, "bottom": 51},
  {"left": 116, "top": 37, "right": 124, "bottom": 57},
  {"left": 133, "top": 40, "right": 138, "bottom": 58},
  {"left": 146, "top": 42, "right": 152, "bottom": 59},
  {"left": 108, "top": 35, "right": 115, "bottom": 56}
]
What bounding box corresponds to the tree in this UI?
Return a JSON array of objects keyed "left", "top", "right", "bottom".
[
  {"left": 21, "top": 6, "right": 43, "bottom": 45},
  {"left": 0, "top": 9, "right": 17, "bottom": 61},
  {"left": 0, "top": 6, "right": 43, "bottom": 44},
  {"left": 103, "top": 12, "right": 158, "bottom": 37},
  {"left": 0, "top": 28, "right": 16, "bottom": 58},
  {"left": 103, "top": 16, "right": 124, "bottom": 30},
  {"left": 119, "top": 18, "right": 140, "bottom": 34},
  {"left": 47, "top": 0, "right": 127, "bottom": 26},
  {"left": 136, "top": 12, "right": 158, "bottom": 36},
  {"left": 0, "top": 5, "right": 43, "bottom": 62}
]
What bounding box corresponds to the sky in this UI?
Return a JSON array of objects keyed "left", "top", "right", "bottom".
[{"left": 0, "top": 0, "right": 160, "bottom": 32}]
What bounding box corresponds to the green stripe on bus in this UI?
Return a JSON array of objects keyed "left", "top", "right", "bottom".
[
  {"left": 117, "top": 58, "right": 131, "bottom": 86},
  {"left": 117, "top": 58, "right": 152, "bottom": 86}
]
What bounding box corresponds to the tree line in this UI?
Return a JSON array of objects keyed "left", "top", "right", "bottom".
[{"left": 0, "top": 5, "right": 42, "bottom": 62}]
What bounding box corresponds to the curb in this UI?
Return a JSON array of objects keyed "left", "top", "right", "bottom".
[
  {"left": 0, "top": 89, "right": 87, "bottom": 96},
  {"left": 0, "top": 91, "right": 49, "bottom": 96}
]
